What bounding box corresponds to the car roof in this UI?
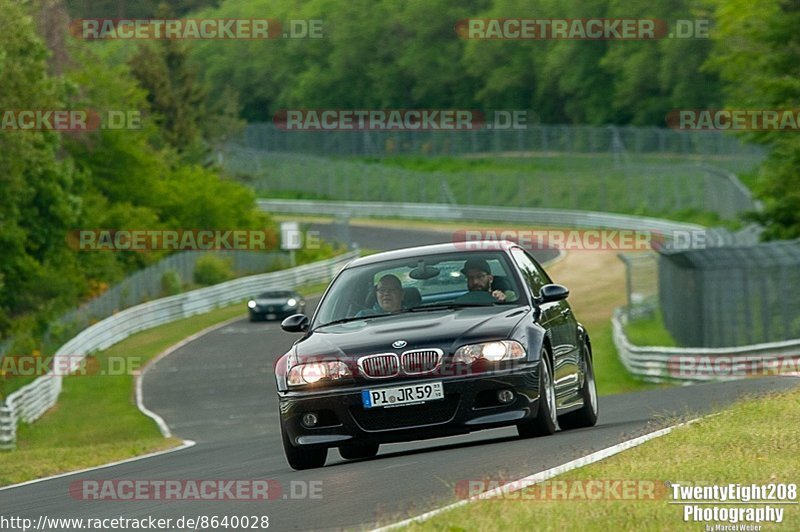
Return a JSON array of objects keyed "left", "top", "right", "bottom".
[{"left": 346, "top": 240, "right": 517, "bottom": 268}]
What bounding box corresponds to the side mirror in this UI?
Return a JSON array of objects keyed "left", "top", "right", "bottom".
[
  {"left": 539, "top": 284, "right": 569, "bottom": 303},
  {"left": 281, "top": 314, "right": 309, "bottom": 333}
]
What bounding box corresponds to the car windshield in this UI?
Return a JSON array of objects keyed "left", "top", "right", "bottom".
[{"left": 313, "top": 251, "right": 524, "bottom": 327}]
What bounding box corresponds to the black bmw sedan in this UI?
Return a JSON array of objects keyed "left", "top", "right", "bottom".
[{"left": 274, "top": 241, "right": 598, "bottom": 470}]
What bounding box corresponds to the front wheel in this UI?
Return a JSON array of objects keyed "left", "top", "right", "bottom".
[
  {"left": 281, "top": 423, "right": 327, "bottom": 470},
  {"left": 559, "top": 339, "right": 598, "bottom": 430},
  {"left": 517, "top": 348, "right": 557, "bottom": 438}
]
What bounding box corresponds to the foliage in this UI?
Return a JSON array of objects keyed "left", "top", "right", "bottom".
[
  {"left": 64, "top": 0, "right": 220, "bottom": 19},
  {"left": 708, "top": 0, "right": 800, "bottom": 238},
  {"left": 161, "top": 270, "right": 182, "bottom": 296},
  {"left": 0, "top": 0, "right": 273, "bottom": 347},
  {"left": 193, "top": 254, "right": 234, "bottom": 286},
  {"left": 190, "top": 0, "right": 720, "bottom": 125}
]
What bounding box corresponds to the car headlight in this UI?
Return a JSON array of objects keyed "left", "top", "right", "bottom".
[
  {"left": 247, "top": 300, "right": 256, "bottom": 309},
  {"left": 287, "top": 298, "right": 297, "bottom": 307},
  {"left": 287, "top": 361, "right": 352, "bottom": 386},
  {"left": 453, "top": 340, "right": 526, "bottom": 364}
]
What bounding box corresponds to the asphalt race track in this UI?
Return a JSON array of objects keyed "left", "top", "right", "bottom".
[{"left": 2, "top": 225, "right": 798, "bottom": 531}]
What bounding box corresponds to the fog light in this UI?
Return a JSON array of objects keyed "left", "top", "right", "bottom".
[
  {"left": 497, "top": 390, "right": 514, "bottom": 404},
  {"left": 302, "top": 413, "right": 318, "bottom": 427}
]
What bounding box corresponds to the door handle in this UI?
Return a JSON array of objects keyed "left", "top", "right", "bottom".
[{"left": 560, "top": 308, "right": 571, "bottom": 317}]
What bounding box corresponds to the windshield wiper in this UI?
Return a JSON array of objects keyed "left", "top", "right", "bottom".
[
  {"left": 408, "top": 303, "right": 491, "bottom": 312},
  {"left": 315, "top": 312, "right": 405, "bottom": 329},
  {"left": 314, "top": 316, "right": 367, "bottom": 328}
]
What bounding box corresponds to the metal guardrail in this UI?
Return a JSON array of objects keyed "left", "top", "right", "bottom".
[
  {"left": 612, "top": 309, "right": 800, "bottom": 383},
  {"left": 0, "top": 251, "right": 358, "bottom": 450},
  {"left": 258, "top": 198, "right": 762, "bottom": 250},
  {"left": 258, "top": 198, "right": 711, "bottom": 236}
]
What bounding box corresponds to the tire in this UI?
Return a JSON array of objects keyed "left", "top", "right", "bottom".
[
  {"left": 517, "top": 348, "right": 558, "bottom": 438},
  {"left": 281, "top": 423, "right": 327, "bottom": 470},
  {"left": 559, "top": 339, "right": 599, "bottom": 430},
  {"left": 338, "top": 442, "right": 379, "bottom": 460},
  {"left": 248, "top": 312, "right": 258, "bottom": 322}
]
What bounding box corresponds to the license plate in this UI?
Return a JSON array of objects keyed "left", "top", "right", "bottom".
[
  {"left": 266, "top": 313, "right": 277, "bottom": 320},
  {"left": 361, "top": 382, "right": 444, "bottom": 408}
]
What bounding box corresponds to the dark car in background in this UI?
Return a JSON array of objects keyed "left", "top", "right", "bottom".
[
  {"left": 274, "top": 241, "right": 598, "bottom": 470},
  {"left": 248, "top": 290, "right": 306, "bottom": 321}
]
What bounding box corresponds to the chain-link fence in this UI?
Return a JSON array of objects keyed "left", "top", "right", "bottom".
[
  {"left": 618, "top": 252, "right": 660, "bottom": 320},
  {"left": 0, "top": 250, "right": 285, "bottom": 362},
  {"left": 658, "top": 240, "right": 800, "bottom": 347},
  {"left": 235, "top": 122, "right": 764, "bottom": 159},
  {"left": 50, "top": 250, "right": 284, "bottom": 343},
  {"left": 222, "top": 124, "right": 763, "bottom": 221},
  {"left": 615, "top": 225, "right": 799, "bottom": 348},
  {"left": 46, "top": 250, "right": 286, "bottom": 352}
]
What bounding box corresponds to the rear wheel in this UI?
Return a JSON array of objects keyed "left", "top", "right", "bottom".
[
  {"left": 281, "top": 423, "right": 327, "bottom": 470},
  {"left": 517, "top": 348, "right": 557, "bottom": 438},
  {"left": 559, "top": 339, "right": 598, "bottom": 430},
  {"left": 338, "top": 442, "right": 379, "bottom": 460}
]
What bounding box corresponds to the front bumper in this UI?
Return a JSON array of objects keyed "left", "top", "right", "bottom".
[
  {"left": 250, "top": 307, "right": 299, "bottom": 320},
  {"left": 279, "top": 367, "right": 541, "bottom": 448}
]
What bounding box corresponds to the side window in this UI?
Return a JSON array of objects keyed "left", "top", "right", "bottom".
[{"left": 511, "top": 248, "right": 547, "bottom": 294}]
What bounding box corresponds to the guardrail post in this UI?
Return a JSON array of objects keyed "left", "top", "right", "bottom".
[{"left": 0, "top": 405, "right": 17, "bottom": 451}]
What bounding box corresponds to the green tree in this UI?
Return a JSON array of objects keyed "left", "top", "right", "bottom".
[
  {"left": 64, "top": 0, "right": 221, "bottom": 19},
  {"left": 709, "top": 0, "right": 800, "bottom": 238},
  {"left": 599, "top": 0, "right": 720, "bottom": 125},
  {"left": 0, "top": 0, "right": 83, "bottom": 332},
  {"left": 129, "top": 38, "right": 209, "bottom": 159}
]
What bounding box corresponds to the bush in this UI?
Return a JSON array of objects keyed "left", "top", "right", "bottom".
[
  {"left": 193, "top": 255, "right": 234, "bottom": 286},
  {"left": 161, "top": 270, "right": 182, "bottom": 296}
]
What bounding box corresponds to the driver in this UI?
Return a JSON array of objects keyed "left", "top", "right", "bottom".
[{"left": 357, "top": 274, "right": 405, "bottom": 316}]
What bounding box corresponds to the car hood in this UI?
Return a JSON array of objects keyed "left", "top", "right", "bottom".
[{"left": 296, "top": 306, "right": 529, "bottom": 360}]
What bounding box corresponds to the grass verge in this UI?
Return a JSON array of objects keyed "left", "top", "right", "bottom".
[
  {"left": 624, "top": 310, "right": 677, "bottom": 347},
  {"left": 589, "top": 320, "right": 656, "bottom": 396},
  {"left": 400, "top": 386, "right": 800, "bottom": 531}
]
